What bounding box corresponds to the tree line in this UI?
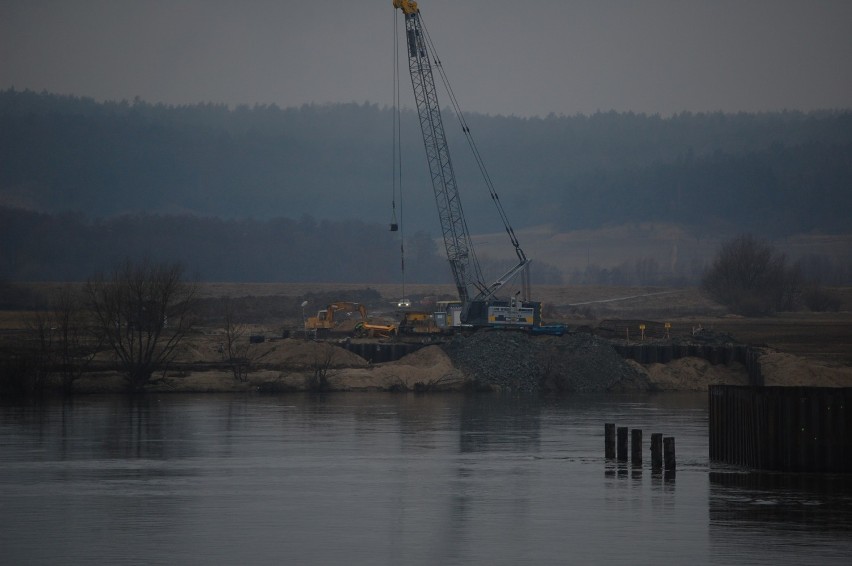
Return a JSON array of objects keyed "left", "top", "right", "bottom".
[
  {"left": 2, "top": 89, "right": 851, "bottom": 238},
  {"left": 5, "top": 204, "right": 852, "bottom": 287},
  {"left": 702, "top": 235, "right": 843, "bottom": 315},
  {"left": 0, "top": 206, "right": 567, "bottom": 285},
  {"left": 2, "top": 234, "right": 842, "bottom": 400}
]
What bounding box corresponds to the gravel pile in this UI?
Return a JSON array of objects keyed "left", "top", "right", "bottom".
[{"left": 441, "top": 330, "right": 649, "bottom": 393}]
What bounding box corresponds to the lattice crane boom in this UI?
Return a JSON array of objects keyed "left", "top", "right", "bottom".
[{"left": 393, "top": 0, "right": 538, "bottom": 327}]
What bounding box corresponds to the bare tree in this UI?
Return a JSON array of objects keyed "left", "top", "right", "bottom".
[
  {"left": 31, "top": 285, "right": 101, "bottom": 395},
  {"left": 701, "top": 234, "right": 800, "bottom": 316},
  {"left": 306, "top": 345, "right": 337, "bottom": 392},
  {"left": 221, "top": 296, "right": 264, "bottom": 382},
  {"left": 85, "top": 259, "right": 197, "bottom": 392}
]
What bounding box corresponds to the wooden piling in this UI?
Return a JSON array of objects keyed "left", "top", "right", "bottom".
[
  {"left": 605, "top": 423, "right": 616, "bottom": 459},
  {"left": 631, "top": 429, "right": 642, "bottom": 465},
  {"left": 650, "top": 433, "right": 663, "bottom": 470},
  {"left": 617, "top": 427, "right": 628, "bottom": 461},
  {"left": 664, "top": 437, "right": 676, "bottom": 471}
]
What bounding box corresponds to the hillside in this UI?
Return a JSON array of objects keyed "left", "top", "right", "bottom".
[
  {"left": 3, "top": 90, "right": 852, "bottom": 284},
  {"left": 2, "top": 89, "right": 851, "bottom": 237}
]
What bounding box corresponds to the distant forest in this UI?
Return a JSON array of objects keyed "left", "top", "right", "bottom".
[
  {"left": 0, "top": 205, "right": 569, "bottom": 285},
  {"left": 2, "top": 89, "right": 851, "bottom": 283},
  {"left": 0, "top": 206, "right": 418, "bottom": 282}
]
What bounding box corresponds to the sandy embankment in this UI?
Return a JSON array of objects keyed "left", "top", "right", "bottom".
[
  {"left": 75, "top": 339, "right": 466, "bottom": 393},
  {"left": 633, "top": 350, "right": 852, "bottom": 391},
  {"left": 73, "top": 333, "right": 852, "bottom": 394}
]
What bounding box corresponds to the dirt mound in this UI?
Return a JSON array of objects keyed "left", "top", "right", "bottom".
[
  {"left": 640, "top": 358, "right": 750, "bottom": 391},
  {"left": 395, "top": 344, "right": 453, "bottom": 366},
  {"left": 442, "top": 330, "right": 647, "bottom": 393},
  {"left": 256, "top": 339, "right": 368, "bottom": 368},
  {"left": 760, "top": 351, "right": 852, "bottom": 387},
  {"left": 330, "top": 345, "right": 464, "bottom": 391}
]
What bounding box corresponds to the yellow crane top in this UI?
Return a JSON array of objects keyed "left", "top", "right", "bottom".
[{"left": 393, "top": 0, "right": 419, "bottom": 15}]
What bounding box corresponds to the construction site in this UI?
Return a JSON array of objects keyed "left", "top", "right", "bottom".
[
  {"left": 2, "top": 0, "right": 850, "bottom": 396},
  {"left": 1, "top": 279, "right": 840, "bottom": 396}
]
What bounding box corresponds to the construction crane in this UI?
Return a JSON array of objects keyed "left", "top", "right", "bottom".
[{"left": 392, "top": 0, "right": 540, "bottom": 329}]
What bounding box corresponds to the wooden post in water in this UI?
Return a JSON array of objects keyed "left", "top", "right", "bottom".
[
  {"left": 651, "top": 433, "right": 663, "bottom": 471},
  {"left": 664, "top": 437, "right": 676, "bottom": 471},
  {"left": 617, "top": 427, "right": 628, "bottom": 461},
  {"left": 605, "top": 423, "right": 616, "bottom": 459},
  {"left": 631, "top": 429, "right": 642, "bottom": 465}
]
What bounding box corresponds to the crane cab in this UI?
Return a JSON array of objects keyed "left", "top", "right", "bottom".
[{"left": 466, "top": 299, "right": 541, "bottom": 330}]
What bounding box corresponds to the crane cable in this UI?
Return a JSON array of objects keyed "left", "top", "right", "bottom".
[
  {"left": 418, "top": 15, "right": 527, "bottom": 264},
  {"left": 392, "top": 9, "right": 406, "bottom": 302}
]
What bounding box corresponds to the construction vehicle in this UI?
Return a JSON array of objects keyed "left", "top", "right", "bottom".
[
  {"left": 392, "top": 0, "right": 542, "bottom": 330},
  {"left": 306, "top": 302, "right": 399, "bottom": 339},
  {"left": 353, "top": 321, "right": 398, "bottom": 339},
  {"left": 305, "top": 302, "right": 367, "bottom": 337},
  {"left": 398, "top": 310, "right": 443, "bottom": 335}
]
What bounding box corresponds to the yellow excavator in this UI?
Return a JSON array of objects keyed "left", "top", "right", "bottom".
[
  {"left": 305, "top": 302, "right": 399, "bottom": 339},
  {"left": 305, "top": 302, "right": 367, "bottom": 337}
]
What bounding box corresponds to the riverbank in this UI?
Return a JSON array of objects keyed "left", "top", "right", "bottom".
[
  {"left": 4, "top": 283, "right": 851, "bottom": 396},
  {"left": 68, "top": 330, "right": 852, "bottom": 395}
]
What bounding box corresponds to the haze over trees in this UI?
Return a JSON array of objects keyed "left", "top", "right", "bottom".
[
  {"left": 1, "top": 89, "right": 851, "bottom": 284},
  {"left": 701, "top": 235, "right": 799, "bottom": 316},
  {"left": 702, "top": 235, "right": 844, "bottom": 315},
  {"left": 0, "top": 206, "right": 454, "bottom": 283}
]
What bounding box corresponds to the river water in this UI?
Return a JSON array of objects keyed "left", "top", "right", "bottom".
[{"left": 1, "top": 392, "right": 850, "bottom": 565}]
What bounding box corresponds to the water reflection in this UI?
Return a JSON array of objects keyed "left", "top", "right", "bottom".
[
  {"left": 709, "top": 471, "right": 852, "bottom": 564},
  {"left": 2, "top": 393, "right": 851, "bottom": 565},
  {"left": 710, "top": 471, "right": 852, "bottom": 532},
  {"left": 458, "top": 394, "right": 541, "bottom": 453},
  {"left": 605, "top": 459, "right": 677, "bottom": 485}
]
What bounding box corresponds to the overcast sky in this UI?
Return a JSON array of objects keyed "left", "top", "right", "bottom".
[{"left": 2, "top": 0, "right": 851, "bottom": 117}]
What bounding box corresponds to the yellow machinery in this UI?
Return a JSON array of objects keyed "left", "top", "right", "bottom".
[
  {"left": 305, "top": 302, "right": 399, "bottom": 339},
  {"left": 398, "top": 310, "right": 442, "bottom": 335},
  {"left": 305, "top": 302, "right": 367, "bottom": 336},
  {"left": 353, "top": 321, "right": 398, "bottom": 339}
]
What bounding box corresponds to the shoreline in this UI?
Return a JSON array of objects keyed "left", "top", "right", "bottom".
[{"left": 61, "top": 335, "right": 852, "bottom": 396}]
